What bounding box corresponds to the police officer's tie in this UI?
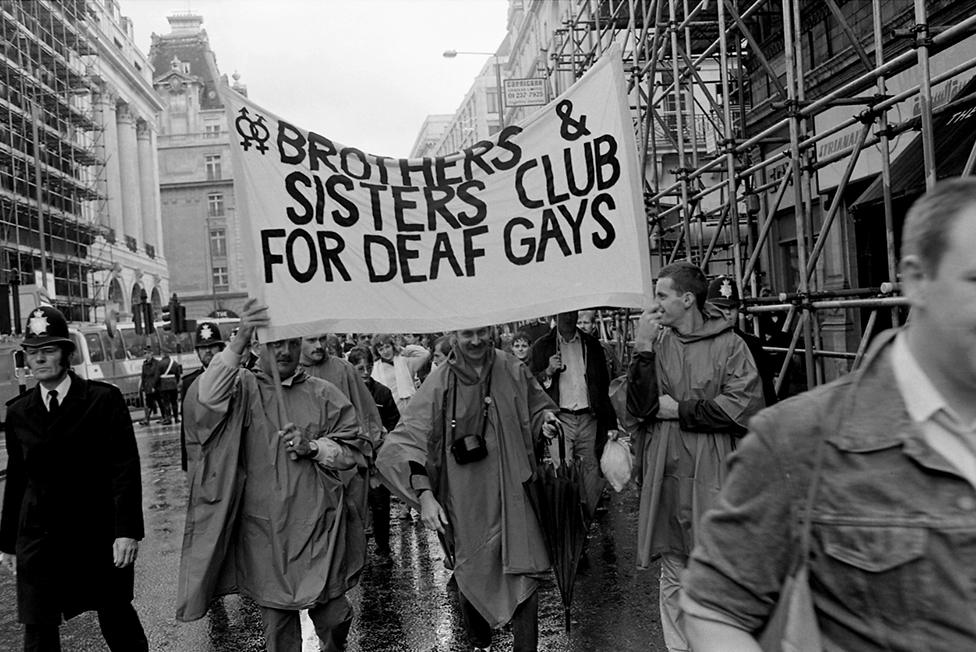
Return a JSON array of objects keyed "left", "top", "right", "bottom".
[{"left": 48, "top": 389, "right": 59, "bottom": 412}]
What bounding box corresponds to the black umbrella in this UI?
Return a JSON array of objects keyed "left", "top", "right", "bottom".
[{"left": 524, "top": 423, "right": 590, "bottom": 633}]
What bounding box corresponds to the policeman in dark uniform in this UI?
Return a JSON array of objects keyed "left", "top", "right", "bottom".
[
  {"left": 707, "top": 276, "right": 777, "bottom": 406},
  {"left": 0, "top": 306, "right": 147, "bottom": 651},
  {"left": 179, "top": 321, "right": 226, "bottom": 471}
]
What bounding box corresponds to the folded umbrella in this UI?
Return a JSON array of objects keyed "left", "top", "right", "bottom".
[{"left": 524, "top": 423, "right": 589, "bottom": 632}]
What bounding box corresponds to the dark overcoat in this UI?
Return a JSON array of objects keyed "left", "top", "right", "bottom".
[
  {"left": 527, "top": 327, "right": 619, "bottom": 462},
  {"left": 0, "top": 372, "right": 144, "bottom": 624}
]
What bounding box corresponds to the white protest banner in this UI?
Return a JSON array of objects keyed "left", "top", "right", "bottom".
[{"left": 223, "top": 44, "right": 650, "bottom": 340}]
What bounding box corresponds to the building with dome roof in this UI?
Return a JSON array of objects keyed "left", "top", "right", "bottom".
[{"left": 149, "top": 11, "right": 247, "bottom": 320}]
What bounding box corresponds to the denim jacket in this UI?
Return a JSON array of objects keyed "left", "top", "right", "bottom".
[{"left": 683, "top": 329, "right": 976, "bottom": 651}]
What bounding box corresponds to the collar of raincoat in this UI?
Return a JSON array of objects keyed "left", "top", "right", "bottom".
[
  {"left": 670, "top": 303, "right": 735, "bottom": 343},
  {"left": 254, "top": 366, "right": 309, "bottom": 388}
]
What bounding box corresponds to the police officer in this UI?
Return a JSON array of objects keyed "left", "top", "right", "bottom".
[
  {"left": 707, "top": 276, "right": 777, "bottom": 406},
  {"left": 0, "top": 306, "right": 147, "bottom": 651},
  {"left": 179, "top": 320, "right": 226, "bottom": 472}
]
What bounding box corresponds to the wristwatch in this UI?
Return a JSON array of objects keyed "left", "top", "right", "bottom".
[{"left": 304, "top": 439, "right": 319, "bottom": 458}]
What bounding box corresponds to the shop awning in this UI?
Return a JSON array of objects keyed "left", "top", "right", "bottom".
[{"left": 852, "top": 75, "right": 976, "bottom": 209}]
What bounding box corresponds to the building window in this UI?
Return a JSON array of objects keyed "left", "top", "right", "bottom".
[
  {"left": 212, "top": 266, "right": 229, "bottom": 291},
  {"left": 486, "top": 89, "right": 499, "bottom": 114},
  {"left": 204, "top": 121, "right": 220, "bottom": 138},
  {"left": 210, "top": 228, "right": 227, "bottom": 258},
  {"left": 169, "top": 92, "right": 186, "bottom": 112},
  {"left": 205, "top": 155, "right": 221, "bottom": 180},
  {"left": 207, "top": 192, "right": 224, "bottom": 217}
]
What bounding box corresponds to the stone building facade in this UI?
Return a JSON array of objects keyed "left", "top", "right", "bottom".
[
  {"left": 149, "top": 12, "right": 247, "bottom": 320},
  {"left": 0, "top": 0, "right": 166, "bottom": 331}
]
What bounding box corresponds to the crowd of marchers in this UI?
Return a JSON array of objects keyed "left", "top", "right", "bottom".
[{"left": 2, "top": 178, "right": 976, "bottom": 652}]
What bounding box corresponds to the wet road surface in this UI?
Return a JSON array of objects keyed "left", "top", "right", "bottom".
[{"left": 0, "top": 422, "right": 664, "bottom": 651}]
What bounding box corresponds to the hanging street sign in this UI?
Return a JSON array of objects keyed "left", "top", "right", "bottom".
[{"left": 503, "top": 77, "right": 549, "bottom": 107}]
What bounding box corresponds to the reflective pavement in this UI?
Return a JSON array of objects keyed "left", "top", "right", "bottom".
[{"left": 0, "top": 422, "right": 664, "bottom": 651}]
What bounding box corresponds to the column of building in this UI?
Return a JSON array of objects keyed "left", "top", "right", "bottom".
[
  {"left": 116, "top": 103, "right": 143, "bottom": 249},
  {"left": 95, "top": 90, "right": 125, "bottom": 238},
  {"left": 150, "top": 127, "right": 165, "bottom": 260},
  {"left": 137, "top": 120, "right": 159, "bottom": 254}
]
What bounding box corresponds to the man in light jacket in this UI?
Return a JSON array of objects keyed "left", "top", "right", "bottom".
[{"left": 683, "top": 178, "right": 976, "bottom": 650}]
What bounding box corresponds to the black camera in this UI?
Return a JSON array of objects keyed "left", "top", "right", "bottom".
[{"left": 450, "top": 434, "right": 488, "bottom": 465}]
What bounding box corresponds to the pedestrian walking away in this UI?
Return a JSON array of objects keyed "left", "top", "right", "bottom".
[
  {"left": 177, "top": 299, "right": 371, "bottom": 652},
  {"left": 138, "top": 346, "right": 163, "bottom": 425},
  {"left": 683, "top": 177, "right": 976, "bottom": 651},
  {"left": 377, "top": 326, "right": 560, "bottom": 652},
  {"left": 625, "top": 261, "right": 764, "bottom": 652},
  {"left": 0, "top": 305, "right": 148, "bottom": 652},
  {"left": 157, "top": 351, "right": 181, "bottom": 426}
]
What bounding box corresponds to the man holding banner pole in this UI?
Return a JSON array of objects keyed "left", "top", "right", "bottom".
[{"left": 177, "top": 299, "right": 371, "bottom": 652}]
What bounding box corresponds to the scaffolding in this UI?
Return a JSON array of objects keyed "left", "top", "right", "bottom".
[
  {"left": 0, "top": 0, "right": 104, "bottom": 331},
  {"left": 513, "top": 0, "right": 976, "bottom": 397}
]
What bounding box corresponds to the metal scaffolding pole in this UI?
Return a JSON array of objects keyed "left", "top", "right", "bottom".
[
  {"left": 539, "top": 0, "right": 972, "bottom": 393},
  {"left": 779, "top": 0, "right": 816, "bottom": 389}
]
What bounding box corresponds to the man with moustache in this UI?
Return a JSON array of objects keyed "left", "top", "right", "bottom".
[
  {"left": 683, "top": 178, "right": 976, "bottom": 650},
  {"left": 177, "top": 300, "right": 370, "bottom": 652},
  {"left": 1, "top": 306, "right": 147, "bottom": 651},
  {"left": 377, "top": 326, "right": 559, "bottom": 652}
]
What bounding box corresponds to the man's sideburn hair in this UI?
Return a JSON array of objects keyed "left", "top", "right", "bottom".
[
  {"left": 658, "top": 261, "right": 708, "bottom": 311},
  {"left": 902, "top": 177, "right": 976, "bottom": 276}
]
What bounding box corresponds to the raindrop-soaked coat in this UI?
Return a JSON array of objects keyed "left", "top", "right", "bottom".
[
  {"left": 633, "top": 309, "right": 764, "bottom": 567},
  {"left": 176, "top": 351, "right": 369, "bottom": 620},
  {"left": 376, "top": 347, "right": 555, "bottom": 628}
]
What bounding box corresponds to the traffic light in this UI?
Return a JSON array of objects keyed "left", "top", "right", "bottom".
[
  {"left": 163, "top": 293, "right": 184, "bottom": 333},
  {"left": 133, "top": 298, "right": 144, "bottom": 335},
  {"left": 161, "top": 300, "right": 174, "bottom": 331},
  {"left": 176, "top": 304, "right": 187, "bottom": 334}
]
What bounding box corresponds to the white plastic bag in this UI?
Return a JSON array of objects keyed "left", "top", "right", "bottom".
[{"left": 600, "top": 436, "right": 633, "bottom": 492}]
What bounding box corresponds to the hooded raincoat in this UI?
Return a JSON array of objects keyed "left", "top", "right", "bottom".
[
  {"left": 176, "top": 350, "right": 368, "bottom": 621},
  {"left": 303, "top": 355, "right": 384, "bottom": 446},
  {"left": 634, "top": 310, "right": 764, "bottom": 568},
  {"left": 376, "top": 347, "right": 555, "bottom": 628}
]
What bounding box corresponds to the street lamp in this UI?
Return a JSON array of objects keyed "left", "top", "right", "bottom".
[{"left": 443, "top": 49, "right": 505, "bottom": 130}]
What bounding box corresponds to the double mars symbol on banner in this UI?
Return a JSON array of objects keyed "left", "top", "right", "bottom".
[
  {"left": 223, "top": 44, "right": 651, "bottom": 339},
  {"left": 235, "top": 107, "right": 270, "bottom": 154}
]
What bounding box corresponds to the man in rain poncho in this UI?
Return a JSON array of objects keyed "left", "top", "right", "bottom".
[
  {"left": 376, "top": 326, "right": 559, "bottom": 652},
  {"left": 628, "top": 262, "right": 764, "bottom": 652},
  {"left": 177, "top": 300, "right": 370, "bottom": 652}
]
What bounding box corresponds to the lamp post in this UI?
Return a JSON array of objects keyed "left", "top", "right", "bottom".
[{"left": 443, "top": 49, "right": 505, "bottom": 131}]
